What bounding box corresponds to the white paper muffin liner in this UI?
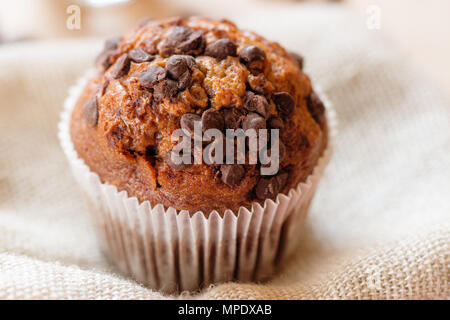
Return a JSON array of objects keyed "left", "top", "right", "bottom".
[{"left": 58, "top": 72, "right": 337, "bottom": 293}]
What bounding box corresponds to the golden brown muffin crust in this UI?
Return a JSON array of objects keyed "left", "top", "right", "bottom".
[{"left": 70, "top": 17, "right": 328, "bottom": 214}]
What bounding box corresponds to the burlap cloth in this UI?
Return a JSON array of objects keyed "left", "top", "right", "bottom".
[{"left": 0, "top": 7, "right": 448, "bottom": 299}]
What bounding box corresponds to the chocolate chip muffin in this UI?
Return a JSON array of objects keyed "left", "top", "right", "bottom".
[{"left": 70, "top": 16, "right": 328, "bottom": 214}]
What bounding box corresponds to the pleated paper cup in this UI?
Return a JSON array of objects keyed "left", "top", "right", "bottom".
[{"left": 58, "top": 72, "right": 336, "bottom": 293}]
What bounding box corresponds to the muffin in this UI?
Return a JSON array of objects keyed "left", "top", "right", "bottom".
[{"left": 60, "top": 16, "right": 333, "bottom": 293}]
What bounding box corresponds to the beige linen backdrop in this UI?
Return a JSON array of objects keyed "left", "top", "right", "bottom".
[{"left": 0, "top": 6, "right": 448, "bottom": 299}]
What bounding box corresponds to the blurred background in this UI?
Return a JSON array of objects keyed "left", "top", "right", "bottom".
[{"left": 0, "top": 0, "right": 449, "bottom": 99}]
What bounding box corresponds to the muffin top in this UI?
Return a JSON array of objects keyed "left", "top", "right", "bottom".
[{"left": 70, "top": 16, "right": 327, "bottom": 214}]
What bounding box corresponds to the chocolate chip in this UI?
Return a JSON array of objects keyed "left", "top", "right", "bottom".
[
  {"left": 107, "top": 124, "right": 125, "bottom": 150},
  {"left": 140, "top": 64, "right": 181, "bottom": 99},
  {"left": 171, "top": 26, "right": 192, "bottom": 40},
  {"left": 244, "top": 92, "right": 270, "bottom": 119},
  {"left": 178, "top": 30, "right": 205, "bottom": 55},
  {"left": 162, "top": 27, "right": 190, "bottom": 54},
  {"left": 268, "top": 117, "right": 284, "bottom": 130},
  {"left": 222, "top": 108, "right": 235, "bottom": 129},
  {"left": 83, "top": 97, "right": 99, "bottom": 126},
  {"left": 255, "top": 177, "right": 274, "bottom": 199},
  {"left": 142, "top": 41, "right": 158, "bottom": 55},
  {"left": 222, "top": 107, "right": 245, "bottom": 130},
  {"left": 185, "top": 55, "right": 196, "bottom": 68},
  {"left": 97, "top": 53, "right": 113, "bottom": 70},
  {"left": 139, "top": 65, "right": 167, "bottom": 89},
  {"left": 240, "top": 45, "right": 266, "bottom": 64},
  {"left": 160, "top": 26, "right": 205, "bottom": 56},
  {"left": 291, "top": 52, "right": 304, "bottom": 70},
  {"left": 273, "top": 92, "right": 295, "bottom": 116},
  {"left": 177, "top": 70, "right": 192, "bottom": 90},
  {"left": 165, "top": 55, "right": 196, "bottom": 90},
  {"left": 254, "top": 172, "right": 288, "bottom": 200},
  {"left": 243, "top": 91, "right": 254, "bottom": 103},
  {"left": 96, "top": 37, "right": 121, "bottom": 70},
  {"left": 201, "top": 109, "right": 224, "bottom": 132},
  {"left": 180, "top": 113, "right": 201, "bottom": 137},
  {"left": 165, "top": 150, "right": 191, "bottom": 170},
  {"left": 220, "top": 164, "right": 245, "bottom": 187},
  {"left": 242, "top": 112, "right": 266, "bottom": 131},
  {"left": 104, "top": 36, "right": 121, "bottom": 51},
  {"left": 248, "top": 73, "right": 266, "bottom": 94},
  {"left": 110, "top": 53, "right": 130, "bottom": 79},
  {"left": 205, "top": 39, "right": 237, "bottom": 60},
  {"left": 153, "top": 79, "right": 178, "bottom": 100},
  {"left": 128, "top": 48, "right": 154, "bottom": 63},
  {"left": 166, "top": 55, "right": 189, "bottom": 79},
  {"left": 166, "top": 79, "right": 179, "bottom": 96},
  {"left": 307, "top": 91, "right": 326, "bottom": 127}
]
